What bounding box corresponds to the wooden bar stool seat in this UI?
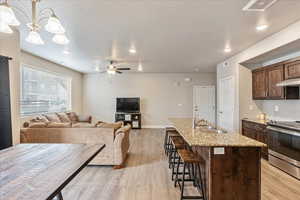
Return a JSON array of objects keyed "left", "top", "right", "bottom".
[
  {"left": 164, "top": 127, "right": 180, "bottom": 156},
  {"left": 177, "top": 149, "right": 200, "bottom": 163}
]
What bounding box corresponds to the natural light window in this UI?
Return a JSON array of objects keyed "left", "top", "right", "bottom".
[{"left": 20, "top": 66, "right": 71, "bottom": 116}]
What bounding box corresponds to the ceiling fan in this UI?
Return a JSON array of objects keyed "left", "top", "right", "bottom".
[{"left": 98, "top": 60, "right": 131, "bottom": 74}]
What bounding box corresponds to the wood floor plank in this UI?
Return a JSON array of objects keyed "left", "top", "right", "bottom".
[{"left": 63, "top": 129, "right": 300, "bottom": 200}]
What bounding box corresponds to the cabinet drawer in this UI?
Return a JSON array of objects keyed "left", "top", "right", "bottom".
[{"left": 242, "top": 120, "right": 266, "bottom": 131}]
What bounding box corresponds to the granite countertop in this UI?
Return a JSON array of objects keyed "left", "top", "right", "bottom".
[
  {"left": 242, "top": 118, "right": 269, "bottom": 125},
  {"left": 169, "top": 118, "right": 266, "bottom": 147}
]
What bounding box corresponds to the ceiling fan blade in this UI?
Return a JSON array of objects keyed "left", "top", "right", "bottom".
[
  {"left": 117, "top": 68, "right": 131, "bottom": 70},
  {"left": 116, "top": 71, "right": 122, "bottom": 74}
]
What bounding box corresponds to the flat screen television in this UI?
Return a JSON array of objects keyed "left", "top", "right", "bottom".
[{"left": 116, "top": 97, "right": 140, "bottom": 113}]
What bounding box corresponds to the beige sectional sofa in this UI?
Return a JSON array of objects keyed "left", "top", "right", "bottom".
[{"left": 20, "top": 112, "right": 131, "bottom": 167}]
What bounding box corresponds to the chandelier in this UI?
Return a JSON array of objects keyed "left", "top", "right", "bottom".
[{"left": 0, "top": 0, "right": 69, "bottom": 45}]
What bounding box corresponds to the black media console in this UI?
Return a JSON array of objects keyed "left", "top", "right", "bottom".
[{"left": 115, "top": 113, "right": 141, "bottom": 129}]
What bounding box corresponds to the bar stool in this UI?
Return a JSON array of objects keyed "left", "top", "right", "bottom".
[
  {"left": 175, "top": 149, "right": 206, "bottom": 200},
  {"left": 169, "top": 136, "right": 186, "bottom": 180},
  {"left": 164, "top": 127, "right": 179, "bottom": 156}
]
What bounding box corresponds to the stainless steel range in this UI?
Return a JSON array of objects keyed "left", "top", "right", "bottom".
[{"left": 267, "top": 121, "right": 300, "bottom": 179}]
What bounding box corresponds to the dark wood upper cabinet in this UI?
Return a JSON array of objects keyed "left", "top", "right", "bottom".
[
  {"left": 285, "top": 60, "right": 300, "bottom": 79},
  {"left": 252, "top": 57, "right": 300, "bottom": 100},
  {"left": 252, "top": 69, "right": 267, "bottom": 99},
  {"left": 266, "top": 65, "right": 284, "bottom": 99}
]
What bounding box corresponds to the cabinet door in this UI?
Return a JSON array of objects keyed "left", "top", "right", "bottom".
[
  {"left": 0, "top": 57, "right": 12, "bottom": 150},
  {"left": 266, "top": 65, "right": 284, "bottom": 99},
  {"left": 252, "top": 69, "right": 267, "bottom": 99},
  {"left": 285, "top": 60, "right": 300, "bottom": 79}
]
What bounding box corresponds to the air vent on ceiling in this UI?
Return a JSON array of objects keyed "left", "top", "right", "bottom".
[{"left": 243, "top": 0, "right": 278, "bottom": 11}]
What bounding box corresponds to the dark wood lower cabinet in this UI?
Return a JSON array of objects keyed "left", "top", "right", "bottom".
[
  {"left": 192, "top": 146, "right": 261, "bottom": 200},
  {"left": 242, "top": 120, "right": 268, "bottom": 160}
]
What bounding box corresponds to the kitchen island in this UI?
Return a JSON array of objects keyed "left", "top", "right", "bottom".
[{"left": 169, "top": 118, "right": 266, "bottom": 200}]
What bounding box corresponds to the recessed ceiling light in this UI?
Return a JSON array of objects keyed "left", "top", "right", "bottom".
[
  {"left": 63, "top": 49, "right": 70, "bottom": 55},
  {"left": 129, "top": 47, "right": 136, "bottom": 54},
  {"left": 224, "top": 47, "right": 232, "bottom": 53},
  {"left": 95, "top": 66, "right": 100, "bottom": 72},
  {"left": 256, "top": 24, "right": 268, "bottom": 31},
  {"left": 184, "top": 77, "right": 192, "bottom": 82}
]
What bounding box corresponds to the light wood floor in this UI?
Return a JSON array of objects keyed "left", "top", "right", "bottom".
[{"left": 63, "top": 129, "right": 300, "bottom": 200}]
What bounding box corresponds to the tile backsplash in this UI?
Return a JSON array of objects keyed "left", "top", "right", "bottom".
[{"left": 261, "top": 100, "right": 300, "bottom": 121}]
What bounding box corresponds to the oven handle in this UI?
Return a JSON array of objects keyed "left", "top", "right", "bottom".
[{"left": 267, "top": 126, "right": 300, "bottom": 137}]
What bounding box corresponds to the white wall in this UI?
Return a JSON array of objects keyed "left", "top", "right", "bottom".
[
  {"left": 83, "top": 73, "right": 216, "bottom": 127},
  {"left": 217, "top": 19, "right": 300, "bottom": 132},
  {"left": 21, "top": 52, "right": 83, "bottom": 115},
  {"left": 0, "top": 31, "right": 21, "bottom": 145}
]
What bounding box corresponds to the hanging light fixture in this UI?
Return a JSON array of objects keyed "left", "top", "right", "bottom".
[
  {"left": 45, "top": 14, "right": 65, "bottom": 34},
  {"left": 26, "top": 30, "right": 44, "bottom": 45},
  {"left": 0, "top": 1, "right": 20, "bottom": 26},
  {"left": 0, "top": 0, "right": 69, "bottom": 46},
  {"left": 52, "top": 33, "right": 69, "bottom": 45}
]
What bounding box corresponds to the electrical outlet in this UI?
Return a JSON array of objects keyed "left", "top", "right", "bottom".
[
  {"left": 249, "top": 105, "right": 254, "bottom": 111},
  {"left": 214, "top": 147, "right": 225, "bottom": 155},
  {"left": 274, "top": 105, "right": 279, "bottom": 112}
]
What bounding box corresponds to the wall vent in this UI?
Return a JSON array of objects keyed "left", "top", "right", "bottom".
[{"left": 243, "top": 0, "right": 278, "bottom": 11}]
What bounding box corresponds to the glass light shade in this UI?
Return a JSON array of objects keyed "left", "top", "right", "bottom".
[
  {"left": 107, "top": 70, "right": 116, "bottom": 75},
  {"left": 0, "top": 4, "right": 20, "bottom": 26},
  {"left": 138, "top": 63, "right": 143, "bottom": 71},
  {"left": 52, "top": 34, "right": 69, "bottom": 45},
  {"left": 0, "top": 21, "right": 13, "bottom": 33},
  {"left": 45, "top": 16, "right": 65, "bottom": 34},
  {"left": 26, "top": 31, "right": 44, "bottom": 45}
]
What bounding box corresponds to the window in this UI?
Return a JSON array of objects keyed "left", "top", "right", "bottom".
[{"left": 21, "top": 66, "right": 71, "bottom": 116}]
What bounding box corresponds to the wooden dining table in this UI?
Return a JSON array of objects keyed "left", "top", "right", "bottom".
[{"left": 0, "top": 143, "right": 105, "bottom": 200}]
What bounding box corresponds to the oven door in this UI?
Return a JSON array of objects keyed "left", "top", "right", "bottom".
[{"left": 267, "top": 126, "right": 300, "bottom": 164}]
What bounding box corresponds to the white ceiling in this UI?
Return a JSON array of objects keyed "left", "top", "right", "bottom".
[{"left": 10, "top": 0, "right": 300, "bottom": 73}]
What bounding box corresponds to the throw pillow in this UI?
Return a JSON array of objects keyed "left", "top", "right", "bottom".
[
  {"left": 30, "top": 115, "right": 49, "bottom": 123},
  {"left": 66, "top": 112, "right": 79, "bottom": 123},
  {"left": 78, "top": 115, "right": 91, "bottom": 123},
  {"left": 43, "top": 114, "right": 61, "bottom": 123},
  {"left": 56, "top": 112, "right": 71, "bottom": 123}
]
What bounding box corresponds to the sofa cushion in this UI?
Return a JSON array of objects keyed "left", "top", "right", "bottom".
[
  {"left": 28, "top": 122, "right": 47, "bottom": 128},
  {"left": 72, "top": 123, "right": 95, "bottom": 128},
  {"left": 43, "top": 114, "right": 61, "bottom": 123},
  {"left": 96, "top": 121, "right": 123, "bottom": 130},
  {"left": 56, "top": 112, "right": 71, "bottom": 123},
  {"left": 47, "top": 122, "right": 72, "bottom": 128},
  {"left": 78, "top": 115, "right": 91, "bottom": 123},
  {"left": 66, "top": 112, "right": 78, "bottom": 123},
  {"left": 115, "top": 124, "right": 131, "bottom": 135}
]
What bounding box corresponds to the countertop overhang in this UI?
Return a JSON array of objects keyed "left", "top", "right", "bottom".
[{"left": 169, "top": 118, "right": 266, "bottom": 147}]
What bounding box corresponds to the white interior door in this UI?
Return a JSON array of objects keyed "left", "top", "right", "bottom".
[
  {"left": 218, "top": 76, "right": 234, "bottom": 132},
  {"left": 193, "top": 85, "right": 215, "bottom": 124}
]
